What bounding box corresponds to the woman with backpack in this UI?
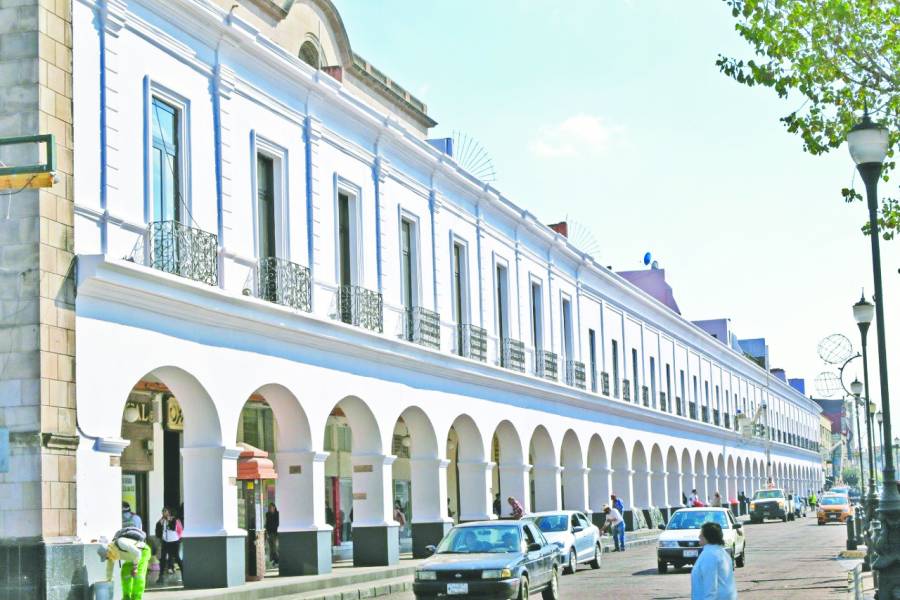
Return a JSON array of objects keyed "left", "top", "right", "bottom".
[{"left": 155, "top": 507, "right": 184, "bottom": 581}]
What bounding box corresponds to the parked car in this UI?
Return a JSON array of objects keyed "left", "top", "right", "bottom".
[
  {"left": 528, "top": 510, "right": 602, "bottom": 574},
  {"left": 749, "top": 488, "right": 787, "bottom": 523},
  {"left": 656, "top": 507, "right": 746, "bottom": 574},
  {"left": 817, "top": 493, "right": 852, "bottom": 525},
  {"left": 413, "top": 520, "right": 561, "bottom": 600}
]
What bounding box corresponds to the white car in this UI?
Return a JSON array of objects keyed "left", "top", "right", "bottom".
[
  {"left": 656, "top": 507, "right": 746, "bottom": 574},
  {"left": 529, "top": 510, "right": 602, "bottom": 574}
]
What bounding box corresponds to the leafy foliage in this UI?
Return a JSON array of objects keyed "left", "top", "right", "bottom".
[
  {"left": 842, "top": 465, "right": 861, "bottom": 487},
  {"left": 718, "top": 0, "right": 899, "bottom": 239}
]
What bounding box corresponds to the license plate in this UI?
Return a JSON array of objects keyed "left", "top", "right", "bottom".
[
  {"left": 447, "top": 583, "right": 468, "bottom": 595},
  {"left": 829, "top": 515, "right": 838, "bottom": 520},
  {"left": 683, "top": 549, "right": 699, "bottom": 558}
]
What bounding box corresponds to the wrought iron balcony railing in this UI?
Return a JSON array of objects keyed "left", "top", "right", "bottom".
[
  {"left": 660, "top": 392, "right": 667, "bottom": 412},
  {"left": 601, "top": 372, "right": 610, "bottom": 396},
  {"left": 148, "top": 220, "right": 218, "bottom": 286},
  {"left": 622, "top": 379, "right": 631, "bottom": 402},
  {"left": 702, "top": 406, "right": 710, "bottom": 423},
  {"left": 724, "top": 413, "right": 731, "bottom": 430},
  {"left": 689, "top": 403, "right": 697, "bottom": 420},
  {"left": 535, "top": 350, "right": 558, "bottom": 381},
  {"left": 675, "top": 396, "right": 683, "bottom": 416},
  {"left": 257, "top": 256, "right": 311, "bottom": 312},
  {"left": 713, "top": 409, "right": 720, "bottom": 426},
  {"left": 458, "top": 324, "right": 487, "bottom": 362},
  {"left": 336, "top": 284, "right": 383, "bottom": 333},
  {"left": 565, "top": 360, "right": 586, "bottom": 390},
  {"left": 501, "top": 337, "right": 525, "bottom": 372},
  {"left": 404, "top": 306, "right": 441, "bottom": 349},
  {"left": 641, "top": 385, "right": 650, "bottom": 407}
]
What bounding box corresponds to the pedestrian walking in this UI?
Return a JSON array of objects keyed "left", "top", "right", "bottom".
[
  {"left": 610, "top": 493, "right": 624, "bottom": 514},
  {"left": 155, "top": 507, "right": 183, "bottom": 581},
  {"left": 393, "top": 500, "right": 406, "bottom": 543},
  {"left": 690, "top": 521, "right": 737, "bottom": 599},
  {"left": 265, "top": 502, "right": 280, "bottom": 565},
  {"left": 507, "top": 496, "right": 525, "bottom": 519},
  {"left": 712, "top": 492, "right": 722, "bottom": 507},
  {"left": 688, "top": 489, "right": 700, "bottom": 506},
  {"left": 122, "top": 502, "right": 143, "bottom": 531},
  {"left": 601, "top": 504, "right": 626, "bottom": 552},
  {"left": 101, "top": 527, "right": 151, "bottom": 600}
]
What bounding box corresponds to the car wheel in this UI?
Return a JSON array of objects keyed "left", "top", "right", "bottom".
[
  {"left": 736, "top": 546, "right": 745, "bottom": 568},
  {"left": 658, "top": 560, "right": 668, "bottom": 574},
  {"left": 565, "top": 549, "right": 577, "bottom": 574},
  {"left": 589, "top": 543, "right": 602, "bottom": 569},
  {"left": 541, "top": 568, "right": 559, "bottom": 600},
  {"left": 517, "top": 575, "right": 529, "bottom": 600}
]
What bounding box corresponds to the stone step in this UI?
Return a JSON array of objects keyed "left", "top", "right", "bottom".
[{"left": 272, "top": 576, "right": 413, "bottom": 600}]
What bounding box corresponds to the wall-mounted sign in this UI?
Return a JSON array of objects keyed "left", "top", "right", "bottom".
[
  {"left": 352, "top": 492, "right": 367, "bottom": 500},
  {"left": 166, "top": 397, "right": 184, "bottom": 431},
  {"left": 289, "top": 465, "right": 302, "bottom": 475},
  {"left": 109, "top": 455, "right": 121, "bottom": 467},
  {"left": 353, "top": 464, "right": 373, "bottom": 473}
]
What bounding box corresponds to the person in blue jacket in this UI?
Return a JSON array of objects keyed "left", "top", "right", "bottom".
[{"left": 691, "top": 521, "right": 737, "bottom": 599}]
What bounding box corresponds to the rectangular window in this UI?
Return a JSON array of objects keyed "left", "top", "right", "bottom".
[
  {"left": 692, "top": 376, "right": 699, "bottom": 420},
  {"left": 612, "top": 340, "right": 620, "bottom": 398},
  {"left": 665, "top": 364, "right": 672, "bottom": 412},
  {"left": 452, "top": 242, "right": 467, "bottom": 355},
  {"left": 256, "top": 154, "right": 275, "bottom": 260},
  {"left": 704, "top": 381, "right": 710, "bottom": 422},
  {"left": 400, "top": 219, "right": 416, "bottom": 310},
  {"left": 649, "top": 356, "right": 657, "bottom": 408},
  {"left": 589, "top": 329, "right": 598, "bottom": 392},
  {"left": 679, "top": 369, "right": 686, "bottom": 415},
  {"left": 632, "top": 349, "right": 639, "bottom": 403},
  {"left": 714, "top": 385, "right": 720, "bottom": 425},
  {"left": 151, "top": 97, "right": 181, "bottom": 223},
  {"left": 496, "top": 264, "right": 509, "bottom": 341},
  {"left": 531, "top": 282, "right": 543, "bottom": 350},
  {"left": 561, "top": 298, "right": 573, "bottom": 359},
  {"left": 337, "top": 193, "right": 353, "bottom": 288}
]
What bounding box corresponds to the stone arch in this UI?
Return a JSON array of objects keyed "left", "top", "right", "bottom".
[
  {"left": 716, "top": 454, "right": 726, "bottom": 504},
  {"left": 587, "top": 435, "right": 609, "bottom": 513},
  {"left": 611, "top": 438, "right": 631, "bottom": 509},
  {"left": 492, "top": 420, "right": 527, "bottom": 517},
  {"left": 693, "top": 450, "right": 706, "bottom": 503},
  {"left": 632, "top": 441, "right": 650, "bottom": 509},
  {"left": 561, "top": 430, "right": 587, "bottom": 511},
  {"left": 666, "top": 447, "right": 681, "bottom": 507},
  {"left": 530, "top": 425, "right": 559, "bottom": 512},
  {"left": 681, "top": 448, "right": 694, "bottom": 503},
  {"left": 447, "top": 414, "right": 490, "bottom": 522},
  {"left": 706, "top": 453, "right": 717, "bottom": 503},
  {"left": 726, "top": 456, "right": 736, "bottom": 503},
  {"left": 649, "top": 444, "right": 666, "bottom": 508}
]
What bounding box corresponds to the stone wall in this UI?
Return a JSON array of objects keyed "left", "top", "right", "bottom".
[{"left": 0, "top": 0, "right": 81, "bottom": 598}]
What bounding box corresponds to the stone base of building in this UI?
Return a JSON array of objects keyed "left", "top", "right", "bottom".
[
  {"left": 279, "top": 529, "right": 332, "bottom": 575},
  {"left": 351, "top": 525, "right": 399, "bottom": 566},
  {"left": 182, "top": 534, "right": 245, "bottom": 588},
  {"left": 411, "top": 521, "right": 453, "bottom": 558},
  {"left": 0, "top": 538, "right": 108, "bottom": 600}
]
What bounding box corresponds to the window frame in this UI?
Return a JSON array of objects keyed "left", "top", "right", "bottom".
[
  {"left": 251, "top": 134, "right": 289, "bottom": 261},
  {"left": 333, "top": 177, "right": 363, "bottom": 287},
  {"left": 144, "top": 80, "right": 191, "bottom": 225}
]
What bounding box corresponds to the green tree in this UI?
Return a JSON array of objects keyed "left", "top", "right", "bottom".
[
  {"left": 717, "top": 0, "right": 899, "bottom": 238},
  {"left": 842, "top": 465, "right": 861, "bottom": 487}
]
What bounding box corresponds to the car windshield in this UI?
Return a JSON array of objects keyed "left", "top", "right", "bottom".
[
  {"left": 532, "top": 515, "right": 568, "bottom": 533},
  {"left": 435, "top": 525, "right": 522, "bottom": 554},
  {"left": 831, "top": 487, "right": 849, "bottom": 494},
  {"left": 821, "top": 496, "right": 847, "bottom": 506},
  {"left": 666, "top": 510, "right": 730, "bottom": 530},
  {"left": 753, "top": 490, "right": 784, "bottom": 500}
]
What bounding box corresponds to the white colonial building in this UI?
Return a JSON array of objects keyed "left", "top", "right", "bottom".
[{"left": 63, "top": 0, "right": 823, "bottom": 589}]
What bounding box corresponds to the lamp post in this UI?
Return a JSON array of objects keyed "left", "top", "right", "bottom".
[
  {"left": 854, "top": 295, "right": 878, "bottom": 512},
  {"left": 847, "top": 110, "right": 897, "bottom": 594},
  {"left": 894, "top": 438, "right": 900, "bottom": 475}
]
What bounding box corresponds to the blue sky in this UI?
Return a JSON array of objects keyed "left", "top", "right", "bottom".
[{"left": 335, "top": 0, "right": 899, "bottom": 435}]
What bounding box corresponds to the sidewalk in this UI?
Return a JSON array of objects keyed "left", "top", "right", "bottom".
[{"left": 148, "top": 528, "right": 662, "bottom": 600}]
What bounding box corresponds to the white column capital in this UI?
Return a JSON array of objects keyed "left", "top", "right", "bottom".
[
  {"left": 533, "top": 464, "right": 564, "bottom": 475},
  {"left": 499, "top": 463, "right": 532, "bottom": 474}
]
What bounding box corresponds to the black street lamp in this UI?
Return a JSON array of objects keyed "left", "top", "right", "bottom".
[
  {"left": 894, "top": 437, "right": 900, "bottom": 475},
  {"left": 877, "top": 412, "right": 884, "bottom": 472},
  {"left": 847, "top": 111, "right": 896, "bottom": 594}
]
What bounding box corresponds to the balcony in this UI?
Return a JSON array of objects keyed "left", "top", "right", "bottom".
[
  {"left": 622, "top": 379, "right": 631, "bottom": 402},
  {"left": 458, "top": 324, "right": 487, "bottom": 362},
  {"left": 713, "top": 409, "right": 720, "bottom": 426},
  {"left": 501, "top": 337, "right": 525, "bottom": 372},
  {"left": 535, "top": 350, "right": 558, "bottom": 381},
  {"left": 689, "top": 403, "right": 697, "bottom": 420},
  {"left": 336, "top": 284, "right": 383, "bottom": 333},
  {"left": 148, "top": 220, "right": 218, "bottom": 286},
  {"left": 641, "top": 385, "right": 650, "bottom": 407},
  {"left": 724, "top": 414, "right": 731, "bottom": 430},
  {"left": 675, "top": 396, "right": 683, "bottom": 416},
  {"left": 565, "top": 360, "right": 586, "bottom": 390},
  {"left": 702, "top": 406, "right": 710, "bottom": 423},
  {"left": 660, "top": 392, "right": 667, "bottom": 412},
  {"left": 257, "top": 256, "right": 311, "bottom": 312},
  {"left": 403, "top": 306, "right": 441, "bottom": 349},
  {"left": 601, "top": 372, "right": 610, "bottom": 396}
]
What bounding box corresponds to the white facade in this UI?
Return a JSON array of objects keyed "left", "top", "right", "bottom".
[{"left": 70, "top": 0, "right": 822, "bottom": 586}]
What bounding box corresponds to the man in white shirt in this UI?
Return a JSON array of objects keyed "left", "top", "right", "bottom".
[{"left": 602, "top": 504, "right": 626, "bottom": 552}]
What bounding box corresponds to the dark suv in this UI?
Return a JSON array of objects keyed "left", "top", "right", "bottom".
[{"left": 749, "top": 488, "right": 787, "bottom": 523}]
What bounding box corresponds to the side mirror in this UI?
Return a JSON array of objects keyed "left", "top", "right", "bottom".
[
  {"left": 425, "top": 544, "right": 436, "bottom": 555},
  {"left": 527, "top": 542, "right": 542, "bottom": 552},
  {"left": 572, "top": 526, "right": 584, "bottom": 533},
  {"left": 733, "top": 523, "right": 742, "bottom": 530},
  {"left": 658, "top": 524, "right": 666, "bottom": 530}
]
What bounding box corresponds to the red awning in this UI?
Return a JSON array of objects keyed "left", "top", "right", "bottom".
[{"left": 236, "top": 443, "right": 278, "bottom": 480}]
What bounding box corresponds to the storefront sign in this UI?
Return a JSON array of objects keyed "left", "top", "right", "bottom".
[
  {"left": 352, "top": 492, "right": 367, "bottom": 500},
  {"left": 353, "top": 464, "right": 373, "bottom": 473},
  {"left": 289, "top": 465, "right": 302, "bottom": 474},
  {"left": 166, "top": 397, "right": 184, "bottom": 431}
]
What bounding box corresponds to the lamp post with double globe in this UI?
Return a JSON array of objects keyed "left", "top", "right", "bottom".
[{"left": 847, "top": 111, "right": 896, "bottom": 594}]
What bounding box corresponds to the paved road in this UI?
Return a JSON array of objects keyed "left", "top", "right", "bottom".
[{"left": 383, "top": 516, "right": 866, "bottom": 599}]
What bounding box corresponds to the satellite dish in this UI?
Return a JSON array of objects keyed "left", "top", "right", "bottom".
[
  {"left": 451, "top": 131, "right": 496, "bottom": 183},
  {"left": 643, "top": 252, "right": 652, "bottom": 266},
  {"left": 817, "top": 334, "right": 854, "bottom": 365},
  {"left": 566, "top": 219, "right": 603, "bottom": 261},
  {"left": 814, "top": 371, "right": 844, "bottom": 398}
]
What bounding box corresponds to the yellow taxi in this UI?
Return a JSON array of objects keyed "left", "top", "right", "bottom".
[{"left": 817, "top": 493, "right": 852, "bottom": 525}]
